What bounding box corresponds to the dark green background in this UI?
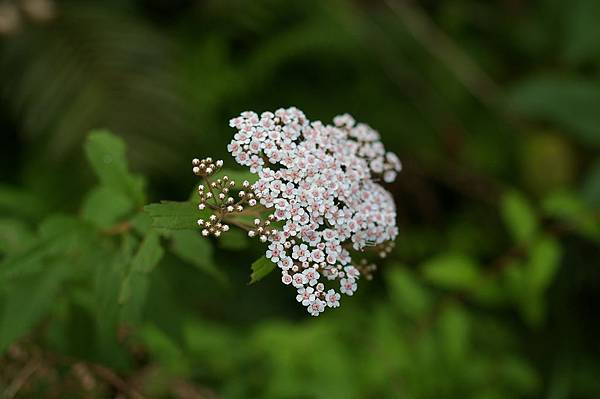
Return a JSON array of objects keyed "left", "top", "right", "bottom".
[{"left": 0, "top": 0, "right": 599, "bottom": 398}]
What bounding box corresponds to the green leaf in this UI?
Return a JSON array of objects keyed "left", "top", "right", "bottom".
[
  {"left": 130, "top": 211, "right": 153, "bottom": 236},
  {"left": 144, "top": 201, "right": 210, "bottom": 231},
  {"left": 386, "top": 266, "right": 432, "bottom": 319},
  {"left": 438, "top": 302, "right": 470, "bottom": 363},
  {"left": 0, "top": 261, "right": 69, "bottom": 353},
  {"left": 542, "top": 190, "right": 600, "bottom": 240},
  {"left": 119, "top": 231, "right": 164, "bottom": 324},
  {"left": 130, "top": 231, "right": 164, "bottom": 274},
  {"left": 81, "top": 186, "right": 134, "bottom": 229},
  {"left": 501, "top": 191, "right": 538, "bottom": 243},
  {"left": 421, "top": 253, "right": 481, "bottom": 291},
  {"left": 508, "top": 77, "right": 600, "bottom": 145},
  {"left": 171, "top": 230, "right": 227, "bottom": 285},
  {"left": 249, "top": 256, "right": 276, "bottom": 285},
  {"left": 84, "top": 130, "right": 145, "bottom": 205},
  {"left": 93, "top": 234, "right": 136, "bottom": 366},
  {"left": 527, "top": 237, "right": 561, "bottom": 294}
]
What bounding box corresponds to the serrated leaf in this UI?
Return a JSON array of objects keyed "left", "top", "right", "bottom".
[
  {"left": 171, "top": 230, "right": 227, "bottom": 285},
  {"left": 501, "top": 191, "right": 538, "bottom": 243},
  {"left": 249, "top": 256, "right": 276, "bottom": 284},
  {"left": 508, "top": 77, "right": 600, "bottom": 145},
  {"left": 81, "top": 186, "right": 134, "bottom": 229},
  {"left": 421, "top": 253, "right": 481, "bottom": 291},
  {"left": 84, "top": 130, "right": 145, "bottom": 205},
  {"left": 144, "top": 201, "right": 210, "bottom": 231}
]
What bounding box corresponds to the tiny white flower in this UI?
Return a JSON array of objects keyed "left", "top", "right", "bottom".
[
  {"left": 340, "top": 278, "right": 357, "bottom": 296},
  {"left": 307, "top": 298, "right": 325, "bottom": 316},
  {"left": 325, "top": 289, "right": 341, "bottom": 308}
]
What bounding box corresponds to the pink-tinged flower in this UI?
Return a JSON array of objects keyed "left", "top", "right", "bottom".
[
  {"left": 291, "top": 244, "right": 309, "bottom": 261},
  {"left": 344, "top": 265, "right": 360, "bottom": 279},
  {"left": 310, "top": 249, "right": 325, "bottom": 263},
  {"left": 266, "top": 243, "right": 283, "bottom": 263},
  {"left": 296, "top": 286, "right": 315, "bottom": 306},
  {"left": 302, "top": 267, "right": 320, "bottom": 286},
  {"left": 292, "top": 273, "right": 307, "bottom": 288},
  {"left": 281, "top": 273, "right": 292, "bottom": 285},
  {"left": 325, "top": 289, "right": 341, "bottom": 308},
  {"left": 227, "top": 107, "right": 400, "bottom": 315},
  {"left": 278, "top": 256, "right": 293, "bottom": 270},
  {"left": 307, "top": 298, "right": 325, "bottom": 316},
  {"left": 340, "top": 278, "right": 357, "bottom": 296}
]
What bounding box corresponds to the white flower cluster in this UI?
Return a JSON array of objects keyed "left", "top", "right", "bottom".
[{"left": 228, "top": 107, "right": 401, "bottom": 316}]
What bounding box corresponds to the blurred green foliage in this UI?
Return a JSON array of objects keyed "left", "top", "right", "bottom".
[{"left": 0, "top": 0, "right": 599, "bottom": 398}]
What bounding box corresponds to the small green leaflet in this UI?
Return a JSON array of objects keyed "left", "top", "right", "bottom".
[
  {"left": 249, "top": 256, "right": 276, "bottom": 285},
  {"left": 501, "top": 191, "right": 539, "bottom": 244},
  {"left": 421, "top": 253, "right": 481, "bottom": 291}
]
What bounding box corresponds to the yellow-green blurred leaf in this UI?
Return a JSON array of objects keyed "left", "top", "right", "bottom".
[
  {"left": 501, "top": 191, "right": 538, "bottom": 243},
  {"left": 386, "top": 266, "right": 432, "bottom": 318},
  {"left": 422, "top": 253, "right": 481, "bottom": 291}
]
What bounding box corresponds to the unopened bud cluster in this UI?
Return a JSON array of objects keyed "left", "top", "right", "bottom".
[
  {"left": 377, "top": 242, "right": 395, "bottom": 259},
  {"left": 192, "top": 157, "right": 223, "bottom": 177},
  {"left": 355, "top": 259, "right": 378, "bottom": 281},
  {"left": 197, "top": 214, "right": 229, "bottom": 237},
  {"left": 247, "top": 214, "right": 277, "bottom": 243},
  {"left": 192, "top": 159, "right": 269, "bottom": 239}
]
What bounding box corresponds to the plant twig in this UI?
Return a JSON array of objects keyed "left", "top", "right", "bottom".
[
  {"left": 88, "top": 363, "right": 147, "bottom": 399},
  {"left": 3, "top": 358, "right": 40, "bottom": 399}
]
